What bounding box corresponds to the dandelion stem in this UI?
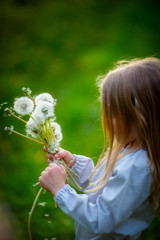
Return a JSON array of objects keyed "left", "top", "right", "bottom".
[
  {"left": 29, "top": 114, "right": 48, "bottom": 144},
  {"left": 53, "top": 198, "right": 57, "bottom": 208},
  {"left": 10, "top": 112, "right": 27, "bottom": 124},
  {"left": 48, "top": 119, "right": 54, "bottom": 139},
  {"left": 66, "top": 165, "right": 80, "bottom": 179},
  {"left": 67, "top": 170, "right": 82, "bottom": 190},
  {"left": 28, "top": 187, "right": 43, "bottom": 240},
  {"left": 61, "top": 159, "right": 79, "bottom": 179},
  {"left": 10, "top": 129, "right": 44, "bottom": 145},
  {"left": 26, "top": 92, "right": 36, "bottom": 106}
]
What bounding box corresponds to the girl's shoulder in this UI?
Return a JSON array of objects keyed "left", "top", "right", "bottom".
[
  {"left": 110, "top": 149, "right": 152, "bottom": 192},
  {"left": 116, "top": 148, "right": 149, "bottom": 173}
]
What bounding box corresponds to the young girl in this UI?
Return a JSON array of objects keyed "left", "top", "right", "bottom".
[{"left": 39, "top": 57, "right": 160, "bottom": 240}]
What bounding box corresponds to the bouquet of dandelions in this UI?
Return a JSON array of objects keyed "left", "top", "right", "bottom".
[{"left": 3, "top": 87, "right": 81, "bottom": 240}]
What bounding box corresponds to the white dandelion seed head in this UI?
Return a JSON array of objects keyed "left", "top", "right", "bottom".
[
  {"left": 47, "top": 140, "right": 60, "bottom": 154},
  {"left": 32, "top": 101, "right": 54, "bottom": 124},
  {"left": 54, "top": 131, "right": 63, "bottom": 142},
  {"left": 50, "top": 121, "right": 61, "bottom": 132},
  {"left": 35, "top": 93, "right": 56, "bottom": 106},
  {"left": 26, "top": 118, "right": 41, "bottom": 138},
  {"left": 32, "top": 110, "right": 45, "bottom": 125},
  {"left": 51, "top": 122, "right": 63, "bottom": 142},
  {"left": 14, "top": 97, "right": 34, "bottom": 115}
]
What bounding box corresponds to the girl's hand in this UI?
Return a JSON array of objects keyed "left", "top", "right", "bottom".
[
  {"left": 39, "top": 163, "right": 67, "bottom": 196},
  {"left": 43, "top": 146, "right": 76, "bottom": 168}
]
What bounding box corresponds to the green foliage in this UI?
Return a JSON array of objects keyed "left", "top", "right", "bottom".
[{"left": 0, "top": 0, "right": 160, "bottom": 239}]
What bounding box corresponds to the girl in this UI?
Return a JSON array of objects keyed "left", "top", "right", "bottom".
[{"left": 39, "top": 57, "right": 160, "bottom": 240}]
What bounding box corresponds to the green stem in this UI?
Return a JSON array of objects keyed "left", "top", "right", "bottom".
[
  {"left": 44, "top": 119, "right": 50, "bottom": 143},
  {"left": 48, "top": 119, "right": 54, "bottom": 139},
  {"left": 26, "top": 92, "right": 36, "bottom": 106},
  {"left": 10, "top": 129, "right": 44, "bottom": 145},
  {"left": 62, "top": 160, "right": 79, "bottom": 179},
  {"left": 67, "top": 170, "right": 82, "bottom": 190},
  {"left": 28, "top": 187, "right": 43, "bottom": 240},
  {"left": 29, "top": 114, "right": 48, "bottom": 144},
  {"left": 10, "top": 112, "right": 27, "bottom": 124},
  {"left": 57, "top": 158, "right": 81, "bottom": 189}
]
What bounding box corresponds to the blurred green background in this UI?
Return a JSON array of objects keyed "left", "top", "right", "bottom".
[{"left": 0, "top": 0, "right": 160, "bottom": 239}]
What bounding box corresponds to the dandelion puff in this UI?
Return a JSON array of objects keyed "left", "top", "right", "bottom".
[
  {"left": 35, "top": 93, "right": 56, "bottom": 105},
  {"left": 32, "top": 109, "right": 45, "bottom": 125},
  {"left": 26, "top": 118, "right": 41, "bottom": 139},
  {"left": 47, "top": 140, "right": 60, "bottom": 154},
  {"left": 32, "top": 101, "right": 54, "bottom": 124},
  {"left": 50, "top": 121, "right": 61, "bottom": 132},
  {"left": 54, "top": 131, "right": 62, "bottom": 143},
  {"left": 51, "top": 122, "right": 63, "bottom": 142},
  {"left": 14, "top": 97, "right": 34, "bottom": 115}
]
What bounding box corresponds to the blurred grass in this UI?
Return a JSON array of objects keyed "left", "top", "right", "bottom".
[{"left": 0, "top": 0, "right": 160, "bottom": 239}]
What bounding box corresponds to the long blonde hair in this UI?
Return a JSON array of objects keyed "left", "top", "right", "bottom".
[{"left": 88, "top": 57, "right": 160, "bottom": 210}]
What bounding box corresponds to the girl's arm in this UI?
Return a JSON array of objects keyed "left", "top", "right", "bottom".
[{"left": 45, "top": 147, "right": 94, "bottom": 190}]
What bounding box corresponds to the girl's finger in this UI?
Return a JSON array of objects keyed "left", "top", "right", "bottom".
[
  {"left": 54, "top": 150, "right": 66, "bottom": 159},
  {"left": 49, "top": 162, "right": 58, "bottom": 167},
  {"left": 46, "top": 153, "right": 55, "bottom": 160},
  {"left": 41, "top": 171, "right": 47, "bottom": 176},
  {"left": 59, "top": 164, "right": 66, "bottom": 174},
  {"left": 43, "top": 146, "right": 48, "bottom": 152},
  {"left": 45, "top": 166, "right": 51, "bottom": 172}
]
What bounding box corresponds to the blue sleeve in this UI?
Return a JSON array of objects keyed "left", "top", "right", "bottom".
[
  {"left": 55, "top": 151, "right": 152, "bottom": 234},
  {"left": 69, "top": 155, "right": 94, "bottom": 190}
]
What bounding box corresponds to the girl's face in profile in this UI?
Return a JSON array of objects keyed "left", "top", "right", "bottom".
[{"left": 112, "top": 117, "right": 139, "bottom": 148}]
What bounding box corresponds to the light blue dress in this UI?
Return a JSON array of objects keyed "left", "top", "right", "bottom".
[{"left": 55, "top": 149, "right": 154, "bottom": 240}]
